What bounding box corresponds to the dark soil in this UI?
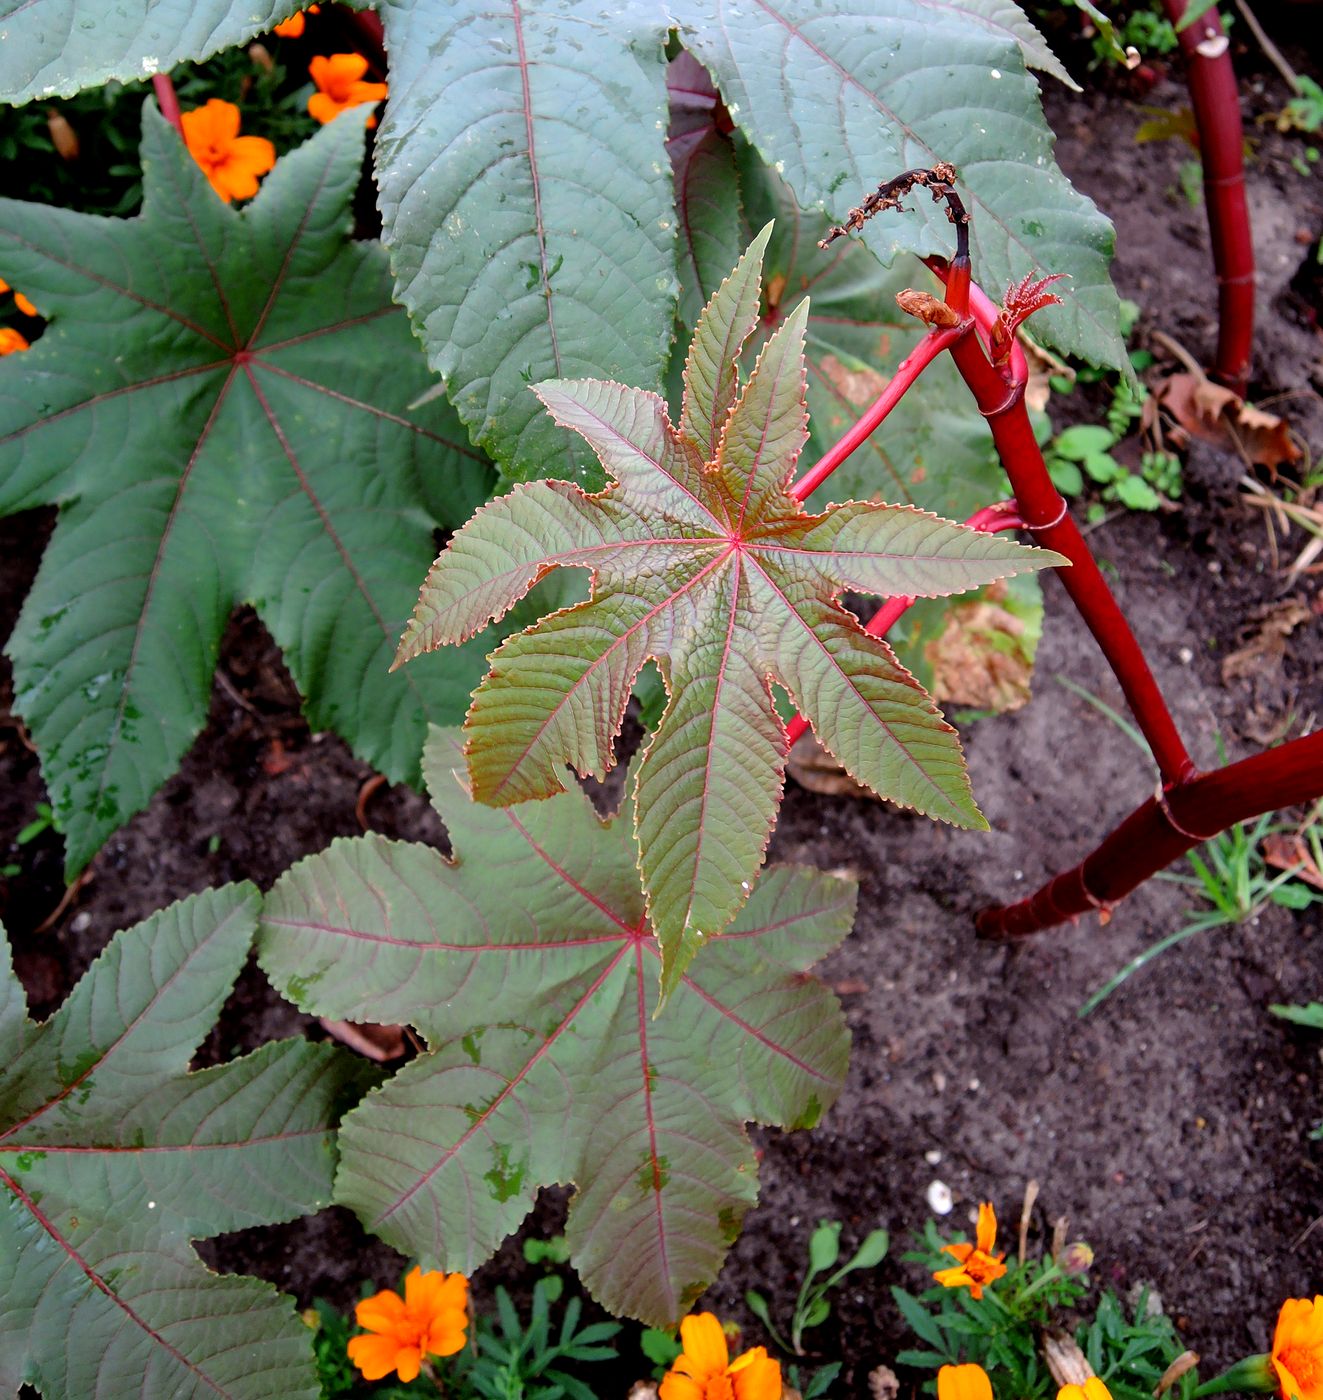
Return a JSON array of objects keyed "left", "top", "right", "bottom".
[{"left": 3, "top": 23, "right": 1322, "bottom": 1398}]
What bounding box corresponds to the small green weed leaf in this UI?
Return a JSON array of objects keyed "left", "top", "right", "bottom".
[
  {"left": 0, "top": 106, "right": 495, "bottom": 874},
  {"left": 0, "top": 886, "right": 361, "bottom": 1398},
  {"left": 258, "top": 727, "right": 856, "bottom": 1326},
  {"left": 397, "top": 232, "right": 1061, "bottom": 979}
]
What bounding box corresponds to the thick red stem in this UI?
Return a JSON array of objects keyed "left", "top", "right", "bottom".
[
  {"left": 946, "top": 328, "right": 1196, "bottom": 785},
  {"left": 789, "top": 324, "right": 964, "bottom": 502},
  {"left": 152, "top": 73, "right": 183, "bottom": 135},
  {"left": 1162, "top": 0, "right": 1255, "bottom": 393},
  {"left": 977, "top": 730, "right": 1323, "bottom": 938}
]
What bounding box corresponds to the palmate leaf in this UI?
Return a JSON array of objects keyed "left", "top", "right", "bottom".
[
  {"left": 0, "top": 886, "right": 361, "bottom": 1399},
  {"left": 397, "top": 229, "right": 1063, "bottom": 986},
  {"left": 0, "top": 2, "right": 1122, "bottom": 487},
  {"left": 259, "top": 727, "right": 855, "bottom": 1326},
  {"left": 0, "top": 105, "right": 495, "bottom": 875}
]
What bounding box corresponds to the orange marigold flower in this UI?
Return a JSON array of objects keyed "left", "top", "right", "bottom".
[
  {"left": 346, "top": 1267, "right": 468, "bottom": 1384},
  {"left": 180, "top": 99, "right": 277, "bottom": 204},
  {"left": 0, "top": 279, "right": 37, "bottom": 318},
  {"left": 0, "top": 326, "right": 30, "bottom": 355},
  {"left": 1273, "top": 1296, "right": 1323, "bottom": 1400},
  {"left": 1058, "top": 1381, "right": 1112, "bottom": 1400},
  {"left": 933, "top": 1201, "right": 1008, "bottom": 1300},
  {"left": 273, "top": 5, "right": 319, "bottom": 38},
  {"left": 308, "top": 53, "right": 389, "bottom": 127},
  {"left": 938, "top": 1363, "right": 994, "bottom": 1400},
  {"left": 659, "top": 1313, "right": 782, "bottom": 1400}
]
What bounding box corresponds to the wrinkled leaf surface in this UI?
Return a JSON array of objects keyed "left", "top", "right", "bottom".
[{"left": 259, "top": 727, "right": 855, "bottom": 1326}]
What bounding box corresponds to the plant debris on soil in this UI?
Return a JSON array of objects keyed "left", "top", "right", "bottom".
[{"left": 2, "top": 27, "right": 1322, "bottom": 1397}]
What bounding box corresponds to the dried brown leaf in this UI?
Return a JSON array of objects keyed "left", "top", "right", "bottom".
[{"left": 1157, "top": 372, "right": 1301, "bottom": 471}]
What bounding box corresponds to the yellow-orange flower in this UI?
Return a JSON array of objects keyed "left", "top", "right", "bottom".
[
  {"left": 346, "top": 1267, "right": 468, "bottom": 1383},
  {"left": 0, "top": 279, "right": 36, "bottom": 318},
  {"left": 0, "top": 327, "right": 30, "bottom": 355},
  {"left": 939, "top": 1363, "right": 993, "bottom": 1400},
  {"left": 1058, "top": 1381, "right": 1112, "bottom": 1400},
  {"left": 180, "top": 100, "right": 276, "bottom": 204},
  {"left": 1273, "top": 1296, "right": 1323, "bottom": 1400},
  {"left": 659, "top": 1313, "right": 782, "bottom": 1400},
  {"left": 933, "top": 1202, "right": 1007, "bottom": 1300},
  {"left": 273, "top": 5, "right": 318, "bottom": 38},
  {"left": 308, "top": 53, "right": 389, "bottom": 127}
]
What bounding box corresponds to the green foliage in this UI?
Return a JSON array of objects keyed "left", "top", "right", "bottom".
[
  {"left": 258, "top": 726, "right": 857, "bottom": 1326},
  {"left": 1080, "top": 1289, "right": 1197, "bottom": 1400},
  {"left": 1082, "top": 810, "right": 1323, "bottom": 1015},
  {"left": 1280, "top": 77, "right": 1323, "bottom": 135},
  {"left": 0, "top": 0, "right": 1127, "bottom": 489},
  {"left": 746, "top": 1218, "right": 889, "bottom": 1355},
  {"left": 894, "top": 1220, "right": 1087, "bottom": 1399},
  {"left": 1043, "top": 379, "right": 1180, "bottom": 523},
  {"left": 397, "top": 231, "right": 1059, "bottom": 975},
  {"left": 0, "top": 886, "right": 364, "bottom": 1399},
  {"left": 459, "top": 1275, "right": 620, "bottom": 1400},
  {"left": 1272, "top": 1001, "right": 1323, "bottom": 1030},
  {"left": 0, "top": 106, "right": 499, "bottom": 875}
]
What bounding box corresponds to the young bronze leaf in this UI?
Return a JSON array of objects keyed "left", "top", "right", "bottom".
[
  {"left": 396, "top": 231, "right": 1065, "bottom": 980},
  {"left": 0, "top": 104, "right": 495, "bottom": 876},
  {"left": 0, "top": 886, "right": 362, "bottom": 1399},
  {"left": 258, "top": 727, "right": 855, "bottom": 1327}
]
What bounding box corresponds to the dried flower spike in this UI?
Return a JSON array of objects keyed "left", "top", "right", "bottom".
[
  {"left": 660, "top": 1313, "right": 782, "bottom": 1400},
  {"left": 933, "top": 1200, "right": 1007, "bottom": 1299},
  {"left": 346, "top": 1266, "right": 468, "bottom": 1384}
]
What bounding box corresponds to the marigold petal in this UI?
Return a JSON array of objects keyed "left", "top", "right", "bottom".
[
  {"left": 13, "top": 292, "right": 37, "bottom": 317},
  {"left": 347, "top": 80, "right": 389, "bottom": 105},
  {"left": 273, "top": 12, "right": 305, "bottom": 37},
  {"left": 355, "top": 1287, "right": 407, "bottom": 1335},
  {"left": 731, "top": 1347, "right": 782, "bottom": 1400},
  {"left": 938, "top": 1363, "right": 994, "bottom": 1400},
  {"left": 0, "top": 327, "right": 30, "bottom": 354},
  {"left": 677, "top": 1313, "right": 729, "bottom": 1379},
  {"left": 1081, "top": 1379, "right": 1112, "bottom": 1400},
  {"left": 347, "top": 1333, "right": 406, "bottom": 1381},
  {"left": 659, "top": 1374, "right": 706, "bottom": 1400},
  {"left": 229, "top": 135, "right": 277, "bottom": 176},
  {"left": 0, "top": 278, "right": 8, "bottom": 294},
  {"left": 395, "top": 1346, "right": 424, "bottom": 1384},
  {"left": 942, "top": 1242, "right": 974, "bottom": 1264},
  {"left": 307, "top": 92, "right": 346, "bottom": 125},
  {"left": 1275, "top": 1297, "right": 1323, "bottom": 1400},
  {"left": 975, "top": 1202, "right": 997, "bottom": 1254},
  {"left": 328, "top": 52, "right": 370, "bottom": 84}
]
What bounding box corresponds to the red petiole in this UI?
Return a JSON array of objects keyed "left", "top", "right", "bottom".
[{"left": 788, "top": 167, "right": 1320, "bottom": 937}]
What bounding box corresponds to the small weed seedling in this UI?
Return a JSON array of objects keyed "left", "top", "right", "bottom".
[{"left": 746, "top": 1219, "right": 889, "bottom": 1357}]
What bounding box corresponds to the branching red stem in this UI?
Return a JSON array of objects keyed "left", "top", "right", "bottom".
[
  {"left": 977, "top": 730, "right": 1323, "bottom": 937},
  {"left": 152, "top": 73, "right": 183, "bottom": 136},
  {"left": 789, "top": 324, "right": 963, "bottom": 502},
  {"left": 1161, "top": 0, "right": 1255, "bottom": 393}
]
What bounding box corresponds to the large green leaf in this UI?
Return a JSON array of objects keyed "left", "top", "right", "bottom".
[
  {"left": 396, "top": 231, "right": 1061, "bottom": 982},
  {"left": 259, "top": 727, "right": 855, "bottom": 1326},
  {"left": 0, "top": 106, "right": 496, "bottom": 875},
  {"left": 0, "top": 885, "right": 360, "bottom": 1399},
  {"left": 373, "top": 0, "right": 676, "bottom": 487},
  {"left": 669, "top": 0, "right": 1125, "bottom": 368},
  {"left": 0, "top": 1, "right": 1122, "bottom": 487}
]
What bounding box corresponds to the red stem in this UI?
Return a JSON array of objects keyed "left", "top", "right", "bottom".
[
  {"left": 790, "top": 323, "right": 964, "bottom": 503},
  {"left": 152, "top": 73, "right": 183, "bottom": 135},
  {"left": 945, "top": 327, "right": 1196, "bottom": 786},
  {"left": 977, "top": 730, "right": 1323, "bottom": 938},
  {"left": 1161, "top": 0, "right": 1255, "bottom": 394}
]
